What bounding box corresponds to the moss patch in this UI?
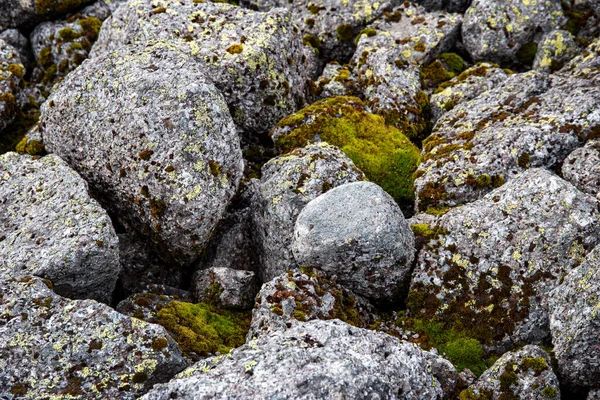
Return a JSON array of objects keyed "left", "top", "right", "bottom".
[{"left": 271, "top": 96, "right": 420, "bottom": 205}]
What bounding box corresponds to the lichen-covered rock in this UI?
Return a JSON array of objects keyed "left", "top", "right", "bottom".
[
  {"left": 0, "top": 0, "right": 92, "bottom": 31},
  {"left": 0, "top": 38, "right": 25, "bottom": 131},
  {"left": 194, "top": 267, "right": 259, "bottom": 310},
  {"left": 0, "top": 29, "right": 32, "bottom": 70},
  {"left": 270, "top": 96, "right": 421, "bottom": 206},
  {"left": 247, "top": 269, "right": 377, "bottom": 340},
  {"left": 460, "top": 345, "right": 560, "bottom": 400},
  {"left": 92, "top": 0, "right": 317, "bottom": 138},
  {"left": 562, "top": 140, "right": 600, "bottom": 199},
  {"left": 40, "top": 44, "right": 243, "bottom": 266},
  {"left": 409, "top": 169, "right": 600, "bottom": 350},
  {"left": 462, "top": 0, "right": 565, "bottom": 65},
  {"left": 141, "top": 319, "right": 455, "bottom": 400},
  {"left": 414, "top": 45, "right": 600, "bottom": 211},
  {"left": 420, "top": 52, "right": 467, "bottom": 94},
  {"left": 429, "top": 62, "right": 510, "bottom": 123},
  {"left": 350, "top": 2, "right": 462, "bottom": 136},
  {"left": 548, "top": 245, "right": 600, "bottom": 388},
  {"left": 0, "top": 153, "right": 120, "bottom": 302},
  {"left": 248, "top": 143, "right": 365, "bottom": 282},
  {"left": 0, "top": 275, "right": 188, "bottom": 399},
  {"left": 292, "top": 181, "right": 416, "bottom": 303},
  {"left": 533, "top": 29, "right": 580, "bottom": 72},
  {"left": 313, "top": 62, "right": 357, "bottom": 99}
]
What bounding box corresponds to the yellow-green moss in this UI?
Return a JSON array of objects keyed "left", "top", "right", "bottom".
[
  {"left": 38, "top": 47, "right": 53, "bottom": 69},
  {"left": 354, "top": 27, "right": 377, "bottom": 44},
  {"left": 58, "top": 27, "right": 79, "bottom": 42},
  {"left": 226, "top": 44, "right": 244, "bottom": 54},
  {"left": 156, "top": 301, "right": 250, "bottom": 359},
  {"left": 77, "top": 16, "right": 102, "bottom": 41},
  {"left": 7, "top": 64, "right": 24, "bottom": 79},
  {"left": 541, "top": 386, "right": 558, "bottom": 398},
  {"left": 336, "top": 24, "right": 354, "bottom": 42},
  {"left": 302, "top": 35, "right": 321, "bottom": 53},
  {"left": 35, "top": 0, "right": 83, "bottom": 15},
  {"left": 439, "top": 53, "right": 465, "bottom": 72},
  {"left": 272, "top": 96, "right": 420, "bottom": 204},
  {"left": 520, "top": 357, "right": 548, "bottom": 373},
  {"left": 15, "top": 137, "right": 45, "bottom": 155}
]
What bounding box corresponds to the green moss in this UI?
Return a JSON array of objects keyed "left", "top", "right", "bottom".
[
  {"left": 7, "top": 64, "right": 24, "bottom": 79},
  {"left": 208, "top": 160, "right": 221, "bottom": 176},
  {"left": 354, "top": 27, "right": 376, "bottom": 44},
  {"left": 132, "top": 371, "right": 148, "bottom": 384},
  {"left": 421, "top": 61, "right": 456, "bottom": 90},
  {"left": 414, "top": 42, "right": 426, "bottom": 52},
  {"left": 10, "top": 382, "right": 28, "bottom": 396},
  {"left": 459, "top": 388, "right": 493, "bottom": 400},
  {"left": 38, "top": 47, "right": 53, "bottom": 69},
  {"left": 302, "top": 35, "right": 321, "bottom": 53},
  {"left": 520, "top": 357, "right": 547, "bottom": 373},
  {"left": 41, "top": 64, "right": 57, "bottom": 85},
  {"left": 0, "top": 93, "right": 17, "bottom": 117},
  {"left": 151, "top": 337, "right": 169, "bottom": 351},
  {"left": 499, "top": 366, "right": 519, "bottom": 391},
  {"left": 517, "top": 153, "right": 530, "bottom": 169},
  {"left": 156, "top": 301, "right": 251, "bottom": 359},
  {"left": 336, "top": 24, "right": 354, "bottom": 42},
  {"left": 204, "top": 281, "right": 224, "bottom": 306},
  {"left": 226, "top": 44, "right": 244, "bottom": 54},
  {"left": 77, "top": 17, "right": 102, "bottom": 41},
  {"left": 58, "top": 27, "right": 79, "bottom": 42},
  {"left": 541, "top": 386, "right": 558, "bottom": 398},
  {"left": 15, "top": 138, "right": 45, "bottom": 155},
  {"left": 439, "top": 53, "right": 465, "bottom": 73},
  {"left": 517, "top": 42, "right": 538, "bottom": 65},
  {"left": 562, "top": 7, "right": 594, "bottom": 36},
  {"left": 272, "top": 96, "right": 420, "bottom": 205},
  {"left": 293, "top": 310, "right": 307, "bottom": 321},
  {"left": 443, "top": 338, "right": 486, "bottom": 374},
  {"left": 35, "top": 0, "right": 83, "bottom": 15}
]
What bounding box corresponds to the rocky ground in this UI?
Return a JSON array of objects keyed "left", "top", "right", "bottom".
[{"left": 0, "top": 0, "right": 599, "bottom": 398}]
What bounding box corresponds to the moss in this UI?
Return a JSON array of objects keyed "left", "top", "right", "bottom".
[
  {"left": 156, "top": 300, "right": 250, "bottom": 359},
  {"left": 7, "top": 64, "right": 24, "bottom": 79},
  {"left": 271, "top": 96, "right": 420, "bottom": 205},
  {"left": 87, "top": 339, "right": 102, "bottom": 351},
  {"left": 208, "top": 160, "right": 221, "bottom": 176},
  {"left": 38, "top": 47, "right": 53, "bottom": 69},
  {"left": 10, "top": 382, "right": 28, "bottom": 396},
  {"left": 41, "top": 64, "right": 57, "bottom": 85},
  {"left": 499, "top": 366, "right": 519, "bottom": 391},
  {"left": 0, "top": 93, "right": 17, "bottom": 118},
  {"left": 302, "top": 35, "right": 320, "bottom": 53},
  {"left": 131, "top": 371, "right": 148, "bottom": 384},
  {"left": 439, "top": 53, "right": 465, "bottom": 73},
  {"left": 516, "top": 42, "right": 538, "bottom": 66},
  {"left": 417, "top": 181, "right": 448, "bottom": 212},
  {"left": 520, "top": 357, "right": 547, "bottom": 373},
  {"left": 77, "top": 16, "right": 102, "bottom": 41},
  {"left": 226, "top": 44, "right": 244, "bottom": 54},
  {"left": 562, "top": 7, "right": 594, "bottom": 36},
  {"left": 203, "top": 281, "right": 224, "bottom": 306},
  {"left": 411, "top": 223, "right": 436, "bottom": 239},
  {"left": 149, "top": 198, "right": 166, "bottom": 219},
  {"left": 16, "top": 138, "right": 45, "bottom": 155},
  {"left": 443, "top": 338, "right": 486, "bottom": 374},
  {"left": 421, "top": 61, "right": 456, "bottom": 90},
  {"left": 354, "top": 27, "right": 376, "bottom": 44},
  {"left": 151, "top": 337, "right": 169, "bottom": 351},
  {"left": 414, "top": 42, "right": 426, "bottom": 52},
  {"left": 307, "top": 3, "right": 324, "bottom": 14},
  {"left": 459, "top": 388, "right": 492, "bottom": 400},
  {"left": 541, "top": 386, "right": 558, "bottom": 398},
  {"left": 293, "top": 310, "right": 307, "bottom": 321},
  {"left": 58, "top": 27, "right": 79, "bottom": 42},
  {"left": 35, "top": 0, "right": 84, "bottom": 15},
  {"left": 517, "top": 153, "right": 530, "bottom": 169},
  {"left": 336, "top": 24, "right": 354, "bottom": 42}
]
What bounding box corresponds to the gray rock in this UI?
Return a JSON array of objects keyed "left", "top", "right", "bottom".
[
  {"left": 247, "top": 269, "right": 378, "bottom": 340},
  {"left": 0, "top": 0, "right": 93, "bottom": 31},
  {"left": 247, "top": 143, "right": 365, "bottom": 282},
  {"left": 533, "top": 30, "right": 580, "bottom": 72},
  {"left": 0, "top": 153, "right": 120, "bottom": 303},
  {"left": 194, "top": 267, "right": 259, "bottom": 310},
  {"left": 116, "top": 284, "right": 193, "bottom": 323},
  {"left": 92, "top": 0, "right": 317, "bottom": 138},
  {"left": 414, "top": 43, "right": 600, "bottom": 211},
  {"left": 548, "top": 245, "right": 600, "bottom": 388},
  {"left": 141, "top": 319, "right": 455, "bottom": 400},
  {"left": 292, "top": 181, "right": 415, "bottom": 303},
  {"left": 409, "top": 168, "right": 600, "bottom": 350},
  {"left": 0, "top": 275, "right": 188, "bottom": 399},
  {"left": 562, "top": 139, "right": 600, "bottom": 199},
  {"left": 0, "top": 29, "right": 32, "bottom": 71},
  {"left": 461, "top": 345, "right": 560, "bottom": 399},
  {"left": 0, "top": 38, "right": 24, "bottom": 131},
  {"left": 430, "top": 62, "right": 510, "bottom": 123},
  {"left": 462, "top": 0, "right": 565, "bottom": 65},
  {"left": 590, "top": 389, "right": 600, "bottom": 400},
  {"left": 313, "top": 62, "right": 357, "bottom": 100},
  {"left": 40, "top": 44, "right": 243, "bottom": 266}
]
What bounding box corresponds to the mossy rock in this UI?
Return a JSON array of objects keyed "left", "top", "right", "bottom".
[{"left": 271, "top": 96, "right": 420, "bottom": 205}]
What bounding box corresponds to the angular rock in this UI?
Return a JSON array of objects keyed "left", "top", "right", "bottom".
[
  {"left": 415, "top": 44, "right": 600, "bottom": 211},
  {"left": 430, "top": 62, "right": 510, "bottom": 123},
  {"left": 533, "top": 29, "right": 580, "bottom": 72},
  {"left": 409, "top": 169, "right": 600, "bottom": 349},
  {"left": 548, "top": 245, "right": 600, "bottom": 388},
  {"left": 247, "top": 269, "right": 377, "bottom": 340},
  {"left": 0, "top": 276, "right": 187, "bottom": 399},
  {"left": 562, "top": 139, "right": 600, "bottom": 199},
  {"left": 248, "top": 143, "right": 365, "bottom": 282},
  {"left": 92, "top": 0, "right": 317, "bottom": 137},
  {"left": 0, "top": 38, "right": 25, "bottom": 131},
  {"left": 40, "top": 44, "right": 243, "bottom": 266},
  {"left": 461, "top": 345, "right": 560, "bottom": 399},
  {"left": 292, "top": 181, "right": 415, "bottom": 302},
  {"left": 141, "top": 319, "right": 455, "bottom": 400},
  {"left": 0, "top": 153, "right": 120, "bottom": 302},
  {"left": 194, "top": 267, "right": 259, "bottom": 310},
  {"left": 462, "top": 0, "right": 565, "bottom": 65}
]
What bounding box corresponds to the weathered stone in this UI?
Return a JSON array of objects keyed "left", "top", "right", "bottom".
[
  {"left": 533, "top": 29, "right": 580, "bottom": 72},
  {"left": 0, "top": 29, "right": 32, "bottom": 70},
  {"left": 141, "top": 319, "right": 456, "bottom": 400},
  {"left": 247, "top": 269, "right": 378, "bottom": 340},
  {"left": 462, "top": 0, "right": 565, "bottom": 65},
  {"left": 460, "top": 345, "right": 560, "bottom": 399},
  {"left": 548, "top": 245, "right": 600, "bottom": 388},
  {"left": 0, "top": 276, "right": 188, "bottom": 399},
  {"left": 0, "top": 39, "right": 25, "bottom": 131},
  {"left": 430, "top": 62, "right": 510, "bottom": 123},
  {"left": 292, "top": 181, "right": 415, "bottom": 303},
  {"left": 0, "top": 153, "right": 120, "bottom": 302},
  {"left": 247, "top": 143, "right": 365, "bottom": 282},
  {"left": 40, "top": 44, "right": 243, "bottom": 266},
  {"left": 194, "top": 267, "right": 259, "bottom": 310},
  {"left": 562, "top": 140, "right": 600, "bottom": 199},
  {"left": 92, "top": 0, "right": 317, "bottom": 138},
  {"left": 415, "top": 42, "right": 600, "bottom": 211},
  {"left": 409, "top": 169, "right": 600, "bottom": 350},
  {"left": 0, "top": 0, "right": 92, "bottom": 31},
  {"left": 313, "top": 62, "right": 357, "bottom": 99}
]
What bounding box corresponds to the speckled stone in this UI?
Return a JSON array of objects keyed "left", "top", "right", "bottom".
[
  {"left": 409, "top": 169, "right": 600, "bottom": 350},
  {"left": 141, "top": 319, "right": 456, "bottom": 400},
  {"left": 0, "top": 0, "right": 92, "bottom": 31},
  {"left": 562, "top": 139, "right": 600, "bottom": 199},
  {"left": 0, "top": 275, "right": 188, "bottom": 399},
  {"left": 0, "top": 38, "right": 25, "bottom": 131},
  {"left": 533, "top": 29, "right": 580, "bottom": 72},
  {"left": 461, "top": 345, "right": 560, "bottom": 399},
  {"left": 40, "top": 44, "right": 243, "bottom": 266},
  {"left": 0, "top": 153, "right": 120, "bottom": 303},
  {"left": 194, "top": 267, "right": 259, "bottom": 310}
]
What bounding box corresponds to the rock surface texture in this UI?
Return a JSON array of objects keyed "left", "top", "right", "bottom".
[
  {"left": 562, "top": 139, "right": 600, "bottom": 199},
  {"left": 194, "top": 267, "right": 259, "bottom": 310}
]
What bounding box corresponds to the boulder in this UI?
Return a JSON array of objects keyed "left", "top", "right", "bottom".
[
  {"left": 0, "top": 275, "right": 188, "bottom": 399},
  {"left": 0, "top": 38, "right": 25, "bottom": 131},
  {"left": 0, "top": 153, "right": 119, "bottom": 302},
  {"left": 533, "top": 29, "right": 580, "bottom": 72},
  {"left": 40, "top": 44, "right": 243, "bottom": 266},
  {"left": 0, "top": 0, "right": 92, "bottom": 31},
  {"left": 194, "top": 267, "right": 259, "bottom": 310},
  {"left": 562, "top": 139, "right": 600, "bottom": 199},
  {"left": 292, "top": 181, "right": 416, "bottom": 302}
]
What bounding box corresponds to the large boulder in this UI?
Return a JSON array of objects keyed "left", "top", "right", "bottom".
[
  {"left": 409, "top": 169, "right": 600, "bottom": 350},
  {"left": 0, "top": 153, "right": 119, "bottom": 302},
  {"left": 91, "top": 0, "right": 317, "bottom": 138},
  {"left": 562, "top": 139, "right": 600, "bottom": 199},
  {"left": 292, "top": 181, "right": 416, "bottom": 303},
  {"left": 40, "top": 44, "right": 243, "bottom": 266},
  {"left": 548, "top": 244, "right": 600, "bottom": 388},
  {"left": 141, "top": 319, "right": 457, "bottom": 400},
  {"left": 248, "top": 143, "right": 365, "bottom": 282},
  {"left": 0, "top": 276, "right": 188, "bottom": 399},
  {"left": 462, "top": 0, "right": 565, "bottom": 65}
]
